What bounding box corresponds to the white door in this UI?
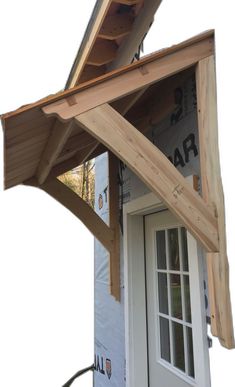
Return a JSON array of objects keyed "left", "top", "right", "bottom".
[{"left": 145, "top": 210, "right": 210, "bottom": 387}]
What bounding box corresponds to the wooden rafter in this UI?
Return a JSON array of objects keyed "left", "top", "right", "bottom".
[
  {"left": 43, "top": 32, "right": 214, "bottom": 121},
  {"left": 45, "top": 144, "right": 107, "bottom": 182},
  {"left": 87, "top": 40, "right": 117, "bottom": 66},
  {"left": 111, "top": 86, "right": 148, "bottom": 115},
  {"left": 67, "top": 0, "right": 113, "bottom": 87},
  {"left": 76, "top": 142, "right": 100, "bottom": 165},
  {"left": 98, "top": 13, "right": 134, "bottom": 40},
  {"left": 109, "top": 0, "right": 162, "bottom": 70},
  {"left": 125, "top": 67, "right": 195, "bottom": 132},
  {"left": 75, "top": 103, "right": 218, "bottom": 253},
  {"left": 36, "top": 120, "right": 73, "bottom": 184},
  {"left": 196, "top": 55, "right": 234, "bottom": 349}
]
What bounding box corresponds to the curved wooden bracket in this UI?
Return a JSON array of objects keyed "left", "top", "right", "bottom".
[{"left": 26, "top": 177, "right": 115, "bottom": 254}]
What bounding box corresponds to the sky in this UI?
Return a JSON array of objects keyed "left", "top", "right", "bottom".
[{"left": 0, "top": 1, "right": 235, "bottom": 387}]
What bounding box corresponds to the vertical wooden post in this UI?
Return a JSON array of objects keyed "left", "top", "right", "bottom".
[
  {"left": 108, "top": 151, "right": 120, "bottom": 301},
  {"left": 196, "top": 55, "right": 234, "bottom": 348}
]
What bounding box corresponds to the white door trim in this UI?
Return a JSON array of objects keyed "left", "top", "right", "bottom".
[
  {"left": 123, "top": 193, "right": 164, "bottom": 387},
  {"left": 123, "top": 191, "right": 210, "bottom": 387}
]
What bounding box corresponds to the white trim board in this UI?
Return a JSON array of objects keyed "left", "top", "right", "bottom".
[
  {"left": 123, "top": 191, "right": 210, "bottom": 387},
  {"left": 123, "top": 192, "right": 163, "bottom": 387}
]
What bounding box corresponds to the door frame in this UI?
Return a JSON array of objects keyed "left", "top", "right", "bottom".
[
  {"left": 123, "top": 192, "right": 210, "bottom": 387},
  {"left": 123, "top": 192, "right": 164, "bottom": 387}
]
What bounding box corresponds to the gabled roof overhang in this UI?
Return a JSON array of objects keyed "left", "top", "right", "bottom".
[
  {"left": 1, "top": 30, "right": 234, "bottom": 348},
  {"left": 66, "top": 0, "right": 162, "bottom": 88}
]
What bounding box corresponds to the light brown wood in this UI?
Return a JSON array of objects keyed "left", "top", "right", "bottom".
[
  {"left": 59, "top": 131, "right": 97, "bottom": 160},
  {"left": 98, "top": 13, "right": 133, "bottom": 40},
  {"left": 2, "top": 31, "right": 214, "bottom": 123},
  {"left": 76, "top": 142, "right": 100, "bottom": 166},
  {"left": 113, "top": 0, "right": 142, "bottom": 4},
  {"left": 87, "top": 40, "right": 117, "bottom": 66},
  {"left": 196, "top": 55, "right": 234, "bottom": 348},
  {"left": 5, "top": 130, "right": 49, "bottom": 154},
  {"left": 45, "top": 144, "right": 107, "bottom": 182},
  {"left": 78, "top": 65, "right": 106, "bottom": 84},
  {"left": 111, "top": 86, "right": 148, "bottom": 115},
  {"left": 75, "top": 103, "right": 218, "bottom": 252},
  {"left": 43, "top": 35, "right": 214, "bottom": 121},
  {"left": 109, "top": 0, "right": 162, "bottom": 70},
  {"left": 126, "top": 68, "right": 195, "bottom": 132},
  {"left": 26, "top": 178, "right": 115, "bottom": 252},
  {"left": 68, "top": 0, "right": 113, "bottom": 87},
  {"left": 36, "top": 120, "right": 73, "bottom": 184},
  {"left": 46, "top": 156, "right": 80, "bottom": 180},
  {"left": 108, "top": 152, "right": 120, "bottom": 301}
]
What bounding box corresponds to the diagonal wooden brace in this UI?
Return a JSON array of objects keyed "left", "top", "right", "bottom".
[{"left": 74, "top": 103, "right": 219, "bottom": 253}]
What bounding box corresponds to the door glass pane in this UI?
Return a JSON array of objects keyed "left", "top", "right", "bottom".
[
  {"left": 184, "top": 275, "right": 192, "bottom": 323},
  {"left": 168, "top": 228, "right": 180, "bottom": 270},
  {"left": 181, "top": 227, "right": 189, "bottom": 271},
  {"left": 186, "top": 327, "right": 195, "bottom": 378},
  {"left": 170, "top": 274, "right": 182, "bottom": 319},
  {"left": 156, "top": 230, "right": 166, "bottom": 269},
  {"left": 172, "top": 321, "right": 185, "bottom": 372},
  {"left": 159, "top": 317, "right": 171, "bottom": 363},
  {"left": 158, "top": 273, "right": 168, "bottom": 315}
]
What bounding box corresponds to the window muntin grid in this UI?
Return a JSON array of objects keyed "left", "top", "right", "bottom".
[{"left": 155, "top": 227, "right": 195, "bottom": 378}]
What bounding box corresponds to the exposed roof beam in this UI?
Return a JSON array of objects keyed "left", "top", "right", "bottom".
[
  {"left": 87, "top": 40, "right": 117, "bottom": 66},
  {"left": 43, "top": 32, "right": 214, "bottom": 121},
  {"left": 38, "top": 143, "right": 105, "bottom": 182},
  {"left": 108, "top": 0, "right": 162, "bottom": 70},
  {"left": 111, "top": 86, "right": 148, "bottom": 115},
  {"left": 125, "top": 67, "right": 195, "bottom": 131},
  {"left": 36, "top": 120, "right": 73, "bottom": 184},
  {"left": 75, "top": 103, "right": 219, "bottom": 253},
  {"left": 45, "top": 144, "right": 107, "bottom": 182},
  {"left": 98, "top": 13, "right": 134, "bottom": 40}
]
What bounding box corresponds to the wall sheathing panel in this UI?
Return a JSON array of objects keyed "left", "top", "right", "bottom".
[{"left": 94, "top": 72, "right": 210, "bottom": 386}]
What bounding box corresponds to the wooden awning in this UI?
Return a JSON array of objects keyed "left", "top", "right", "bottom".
[{"left": 1, "top": 30, "right": 234, "bottom": 349}]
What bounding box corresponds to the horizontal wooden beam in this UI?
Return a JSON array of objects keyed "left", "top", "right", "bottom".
[
  {"left": 196, "top": 56, "right": 234, "bottom": 348},
  {"left": 43, "top": 33, "right": 214, "bottom": 121},
  {"left": 26, "top": 178, "right": 115, "bottom": 252},
  {"left": 75, "top": 103, "right": 219, "bottom": 252},
  {"left": 36, "top": 120, "right": 73, "bottom": 184}
]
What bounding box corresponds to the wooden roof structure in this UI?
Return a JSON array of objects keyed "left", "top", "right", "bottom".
[
  {"left": 1, "top": 11, "right": 234, "bottom": 351},
  {"left": 66, "top": 0, "right": 162, "bottom": 88}
]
